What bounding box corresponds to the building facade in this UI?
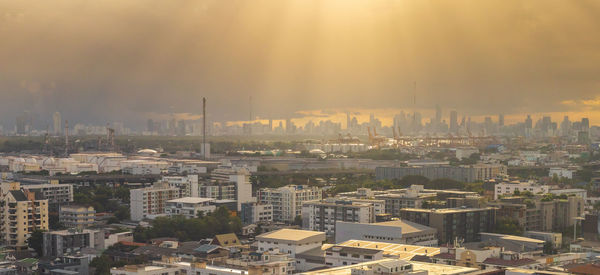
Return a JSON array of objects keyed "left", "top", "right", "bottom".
[
  {"left": 59, "top": 205, "right": 96, "bottom": 229},
  {"left": 130, "top": 183, "right": 181, "bottom": 221},
  {"left": 259, "top": 185, "right": 322, "bottom": 223},
  {"left": 302, "top": 199, "right": 377, "bottom": 237},
  {"left": 0, "top": 190, "right": 49, "bottom": 248},
  {"left": 164, "top": 197, "right": 216, "bottom": 219},
  {"left": 399, "top": 207, "right": 497, "bottom": 244}
]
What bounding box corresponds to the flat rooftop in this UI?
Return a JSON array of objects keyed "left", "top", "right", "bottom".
[
  {"left": 401, "top": 207, "right": 495, "bottom": 214},
  {"left": 257, "top": 229, "right": 325, "bottom": 242},
  {"left": 302, "top": 258, "right": 477, "bottom": 275},
  {"left": 334, "top": 240, "right": 440, "bottom": 260},
  {"left": 167, "top": 197, "right": 214, "bottom": 203}
]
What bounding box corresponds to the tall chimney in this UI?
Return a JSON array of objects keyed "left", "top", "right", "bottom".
[
  {"left": 64, "top": 120, "right": 69, "bottom": 156},
  {"left": 203, "top": 97, "right": 206, "bottom": 160}
]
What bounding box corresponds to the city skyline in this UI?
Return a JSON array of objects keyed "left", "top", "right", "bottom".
[{"left": 1, "top": 1, "right": 600, "bottom": 128}]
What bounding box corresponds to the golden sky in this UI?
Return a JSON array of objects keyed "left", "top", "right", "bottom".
[{"left": 0, "top": 0, "right": 599, "bottom": 128}]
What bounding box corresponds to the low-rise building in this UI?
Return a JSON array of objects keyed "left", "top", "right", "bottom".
[
  {"left": 256, "top": 229, "right": 325, "bottom": 257},
  {"left": 335, "top": 220, "right": 438, "bottom": 246},
  {"left": 324, "top": 245, "right": 384, "bottom": 267},
  {"left": 493, "top": 180, "right": 549, "bottom": 200}
]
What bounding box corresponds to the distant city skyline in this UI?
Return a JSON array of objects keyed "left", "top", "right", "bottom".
[{"left": 1, "top": 1, "right": 600, "bottom": 130}]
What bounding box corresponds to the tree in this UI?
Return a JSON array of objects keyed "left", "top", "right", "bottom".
[
  {"left": 27, "top": 229, "right": 45, "bottom": 256},
  {"left": 494, "top": 217, "right": 523, "bottom": 236},
  {"left": 293, "top": 215, "right": 303, "bottom": 226},
  {"left": 90, "top": 255, "right": 112, "bottom": 275},
  {"left": 543, "top": 241, "right": 556, "bottom": 255}
]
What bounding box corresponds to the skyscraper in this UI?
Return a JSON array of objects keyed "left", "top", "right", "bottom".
[
  {"left": 53, "top": 112, "right": 62, "bottom": 135},
  {"left": 449, "top": 110, "right": 458, "bottom": 133},
  {"left": 498, "top": 114, "right": 504, "bottom": 127},
  {"left": 525, "top": 115, "right": 533, "bottom": 129}
]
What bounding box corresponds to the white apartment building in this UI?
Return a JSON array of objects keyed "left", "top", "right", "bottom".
[
  {"left": 130, "top": 183, "right": 181, "bottom": 221},
  {"left": 302, "top": 198, "right": 376, "bottom": 237},
  {"left": 494, "top": 181, "right": 550, "bottom": 200},
  {"left": 256, "top": 229, "right": 325, "bottom": 257},
  {"left": 165, "top": 197, "right": 216, "bottom": 218},
  {"left": 258, "top": 185, "right": 322, "bottom": 222},
  {"left": 160, "top": 175, "right": 199, "bottom": 197}
]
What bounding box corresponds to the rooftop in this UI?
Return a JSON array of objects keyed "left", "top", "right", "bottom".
[
  {"left": 167, "top": 197, "right": 214, "bottom": 204},
  {"left": 302, "top": 258, "right": 477, "bottom": 275},
  {"left": 334, "top": 240, "right": 440, "bottom": 260},
  {"left": 401, "top": 207, "right": 496, "bottom": 214},
  {"left": 257, "top": 229, "right": 325, "bottom": 242},
  {"left": 375, "top": 219, "right": 436, "bottom": 234}
]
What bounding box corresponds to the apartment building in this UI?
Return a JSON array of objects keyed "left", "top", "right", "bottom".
[
  {"left": 164, "top": 197, "right": 216, "bottom": 219},
  {"left": 158, "top": 175, "right": 199, "bottom": 198},
  {"left": 199, "top": 166, "right": 255, "bottom": 211},
  {"left": 302, "top": 198, "right": 377, "bottom": 237},
  {"left": 59, "top": 205, "right": 96, "bottom": 229},
  {"left": 489, "top": 195, "right": 584, "bottom": 232},
  {"left": 0, "top": 190, "right": 49, "bottom": 248},
  {"left": 335, "top": 220, "right": 438, "bottom": 246},
  {"left": 493, "top": 180, "right": 550, "bottom": 200},
  {"left": 376, "top": 163, "right": 506, "bottom": 182},
  {"left": 240, "top": 202, "right": 273, "bottom": 225},
  {"left": 399, "top": 207, "right": 497, "bottom": 243},
  {"left": 19, "top": 181, "right": 73, "bottom": 205},
  {"left": 42, "top": 229, "right": 104, "bottom": 258},
  {"left": 130, "top": 182, "right": 181, "bottom": 221},
  {"left": 258, "top": 185, "right": 322, "bottom": 222}
]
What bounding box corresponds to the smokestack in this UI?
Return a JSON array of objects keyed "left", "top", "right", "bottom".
[
  {"left": 64, "top": 120, "right": 69, "bottom": 156},
  {"left": 203, "top": 97, "right": 206, "bottom": 160}
]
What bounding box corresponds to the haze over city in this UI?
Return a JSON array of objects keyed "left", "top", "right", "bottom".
[{"left": 1, "top": 0, "right": 600, "bottom": 130}]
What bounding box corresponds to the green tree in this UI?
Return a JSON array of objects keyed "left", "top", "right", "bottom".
[
  {"left": 494, "top": 217, "right": 523, "bottom": 236},
  {"left": 27, "top": 229, "right": 45, "bottom": 256},
  {"left": 543, "top": 241, "right": 555, "bottom": 255},
  {"left": 293, "top": 215, "right": 303, "bottom": 226},
  {"left": 89, "top": 255, "right": 112, "bottom": 275}
]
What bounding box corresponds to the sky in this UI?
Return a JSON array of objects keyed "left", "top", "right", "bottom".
[{"left": 1, "top": 0, "right": 600, "bottom": 129}]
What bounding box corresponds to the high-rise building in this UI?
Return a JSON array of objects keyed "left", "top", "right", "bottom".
[
  {"left": 0, "top": 189, "right": 49, "bottom": 248},
  {"left": 581, "top": 118, "right": 590, "bottom": 130},
  {"left": 449, "top": 110, "right": 458, "bottom": 133},
  {"left": 435, "top": 105, "right": 442, "bottom": 125},
  {"left": 498, "top": 114, "right": 504, "bottom": 127},
  {"left": 259, "top": 185, "right": 322, "bottom": 223},
  {"left": 53, "top": 112, "right": 62, "bottom": 135},
  {"left": 206, "top": 165, "right": 255, "bottom": 211},
  {"left": 525, "top": 115, "right": 533, "bottom": 129},
  {"left": 130, "top": 182, "right": 181, "bottom": 221},
  {"left": 302, "top": 198, "right": 378, "bottom": 237}
]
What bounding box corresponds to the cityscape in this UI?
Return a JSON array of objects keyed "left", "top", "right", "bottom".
[{"left": 1, "top": 1, "right": 600, "bottom": 275}]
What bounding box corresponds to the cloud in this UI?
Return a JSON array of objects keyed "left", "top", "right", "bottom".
[{"left": 0, "top": 0, "right": 599, "bottom": 129}]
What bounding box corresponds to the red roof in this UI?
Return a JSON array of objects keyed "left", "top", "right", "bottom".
[{"left": 568, "top": 263, "right": 600, "bottom": 275}]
